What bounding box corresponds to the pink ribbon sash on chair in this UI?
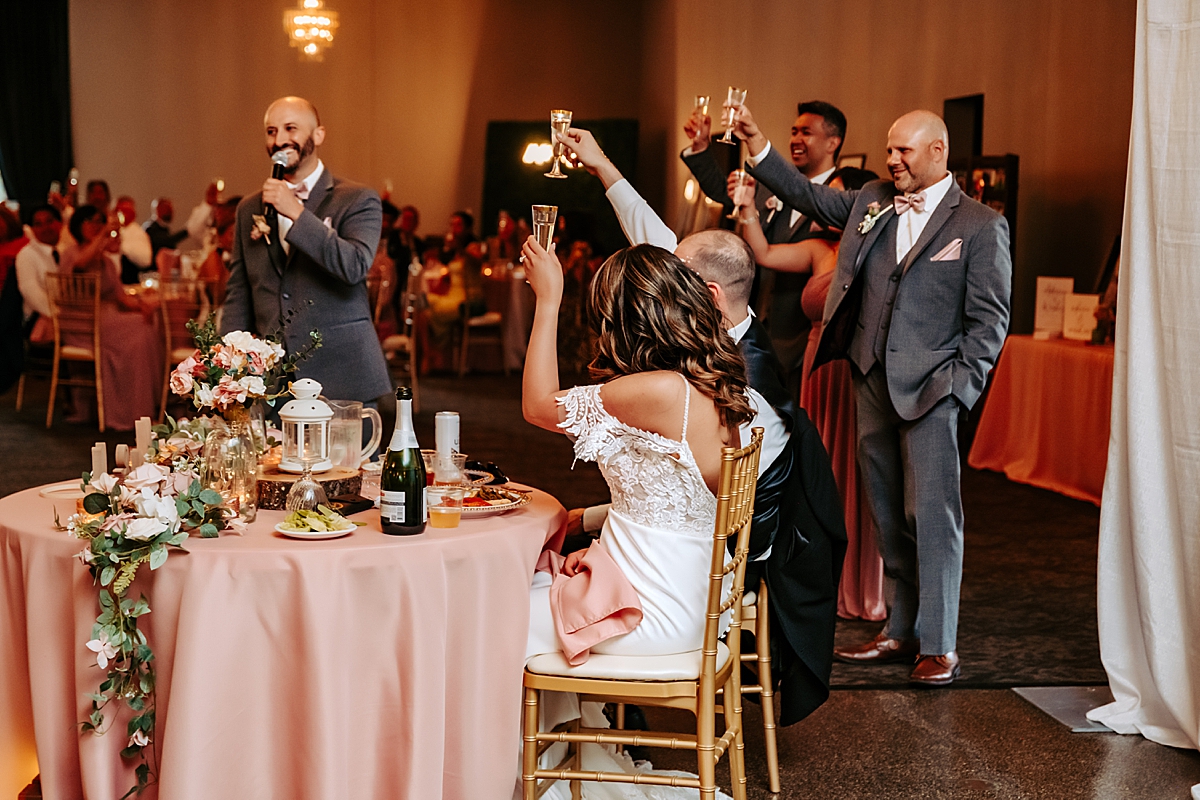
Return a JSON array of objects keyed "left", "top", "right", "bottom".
[{"left": 535, "top": 543, "right": 643, "bottom": 666}]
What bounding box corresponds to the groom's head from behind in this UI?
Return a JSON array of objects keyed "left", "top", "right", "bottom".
[{"left": 675, "top": 229, "right": 755, "bottom": 329}]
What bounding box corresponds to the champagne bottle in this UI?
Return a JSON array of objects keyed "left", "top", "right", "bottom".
[{"left": 380, "top": 387, "right": 426, "bottom": 535}]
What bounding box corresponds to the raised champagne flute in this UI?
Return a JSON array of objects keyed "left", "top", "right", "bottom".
[
  {"left": 719, "top": 86, "right": 748, "bottom": 145},
  {"left": 545, "top": 110, "right": 573, "bottom": 179},
  {"left": 727, "top": 170, "right": 749, "bottom": 219},
  {"left": 694, "top": 95, "right": 710, "bottom": 117},
  {"left": 532, "top": 205, "right": 558, "bottom": 250}
]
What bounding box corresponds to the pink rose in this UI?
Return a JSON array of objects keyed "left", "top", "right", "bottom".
[{"left": 170, "top": 364, "right": 194, "bottom": 395}]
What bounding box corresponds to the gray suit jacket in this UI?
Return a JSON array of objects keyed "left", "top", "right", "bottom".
[
  {"left": 748, "top": 146, "right": 1011, "bottom": 420},
  {"left": 222, "top": 168, "right": 393, "bottom": 402}
]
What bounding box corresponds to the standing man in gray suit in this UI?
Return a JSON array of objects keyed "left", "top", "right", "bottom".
[
  {"left": 222, "top": 96, "right": 392, "bottom": 404},
  {"left": 736, "top": 107, "right": 1011, "bottom": 685},
  {"left": 682, "top": 101, "right": 847, "bottom": 395}
]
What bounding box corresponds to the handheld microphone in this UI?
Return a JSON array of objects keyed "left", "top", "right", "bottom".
[{"left": 265, "top": 149, "right": 292, "bottom": 222}]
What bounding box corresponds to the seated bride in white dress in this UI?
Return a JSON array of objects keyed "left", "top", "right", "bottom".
[{"left": 520, "top": 238, "right": 754, "bottom": 799}]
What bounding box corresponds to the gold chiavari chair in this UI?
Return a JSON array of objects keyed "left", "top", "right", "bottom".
[
  {"left": 159, "top": 282, "right": 207, "bottom": 421},
  {"left": 521, "top": 428, "right": 764, "bottom": 800},
  {"left": 458, "top": 263, "right": 510, "bottom": 377},
  {"left": 374, "top": 264, "right": 420, "bottom": 412},
  {"left": 45, "top": 272, "right": 104, "bottom": 431}
]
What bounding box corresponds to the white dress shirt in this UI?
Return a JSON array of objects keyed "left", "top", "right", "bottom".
[
  {"left": 14, "top": 240, "right": 58, "bottom": 319},
  {"left": 119, "top": 223, "right": 153, "bottom": 268},
  {"left": 279, "top": 159, "right": 325, "bottom": 255},
  {"left": 895, "top": 171, "right": 954, "bottom": 262}
]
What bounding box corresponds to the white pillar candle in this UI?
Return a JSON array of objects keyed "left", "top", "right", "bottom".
[
  {"left": 91, "top": 443, "right": 107, "bottom": 479},
  {"left": 114, "top": 444, "right": 129, "bottom": 470}
]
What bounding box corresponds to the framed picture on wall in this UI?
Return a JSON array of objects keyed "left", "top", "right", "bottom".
[{"left": 838, "top": 153, "right": 867, "bottom": 169}]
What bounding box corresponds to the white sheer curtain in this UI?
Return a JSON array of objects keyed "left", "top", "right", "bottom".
[{"left": 1086, "top": 3, "right": 1200, "bottom": 797}]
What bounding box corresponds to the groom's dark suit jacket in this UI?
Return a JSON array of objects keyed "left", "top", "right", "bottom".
[{"left": 739, "top": 316, "right": 847, "bottom": 726}]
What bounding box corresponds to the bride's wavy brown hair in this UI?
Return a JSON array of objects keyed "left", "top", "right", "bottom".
[{"left": 587, "top": 244, "right": 753, "bottom": 430}]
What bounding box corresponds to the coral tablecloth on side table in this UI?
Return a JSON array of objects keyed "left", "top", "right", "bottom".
[
  {"left": 968, "top": 335, "right": 1114, "bottom": 505},
  {"left": 0, "top": 485, "right": 566, "bottom": 800}
]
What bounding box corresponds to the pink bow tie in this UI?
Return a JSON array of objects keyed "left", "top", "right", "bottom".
[
  {"left": 893, "top": 192, "right": 926, "bottom": 215},
  {"left": 291, "top": 184, "right": 310, "bottom": 201}
]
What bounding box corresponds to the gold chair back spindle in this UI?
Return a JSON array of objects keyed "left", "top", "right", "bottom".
[{"left": 159, "top": 283, "right": 206, "bottom": 421}]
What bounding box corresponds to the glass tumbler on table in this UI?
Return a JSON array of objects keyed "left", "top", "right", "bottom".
[
  {"left": 719, "top": 86, "right": 747, "bottom": 144},
  {"left": 426, "top": 485, "right": 465, "bottom": 528}
]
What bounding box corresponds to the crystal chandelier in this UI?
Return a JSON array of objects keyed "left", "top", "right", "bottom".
[{"left": 284, "top": 0, "right": 339, "bottom": 61}]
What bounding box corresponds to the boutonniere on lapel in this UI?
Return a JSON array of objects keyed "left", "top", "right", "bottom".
[
  {"left": 764, "top": 196, "right": 781, "bottom": 211},
  {"left": 858, "top": 202, "right": 889, "bottom": 235},
  {"left": 249, "top": 214, "right": 272, "bottom": 245}
]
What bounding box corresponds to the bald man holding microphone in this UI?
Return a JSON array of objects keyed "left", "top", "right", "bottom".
[{"left": 734, "top": 107, "right": 1011, "bottom": 685}]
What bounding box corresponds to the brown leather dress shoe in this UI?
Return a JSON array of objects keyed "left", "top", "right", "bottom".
[
  {"left": 909, "top": 652, "right": 961, "bottom": 686},
  {"left": 833, "top": 632, "right": 920, "bottom": 664}
]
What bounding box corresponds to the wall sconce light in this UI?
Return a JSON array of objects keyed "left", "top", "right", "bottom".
[{"left": 522, "top": 142, "right": 554, "bottom": 166}]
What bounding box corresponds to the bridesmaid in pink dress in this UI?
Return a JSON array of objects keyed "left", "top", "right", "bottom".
[{"left": 733, "top": 167, "right": 887, "bottom": 620}]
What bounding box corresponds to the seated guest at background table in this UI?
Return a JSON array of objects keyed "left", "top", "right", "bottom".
[
  {"left": 522, "top": 238, "right": 754, "bottom": 795},
  {"left": 143, "top": 197, "right": 189, "bottom": 261},
  {"left": 386, "top": 203, "right": 420, "bottom": 268},
  {"left": 557, "top": 125, "right": 847, "bottom": 722},
  {"left": 86, "top": 180, "right": 111, "bottom": 217},
  {"left": 489, "top": 209, "right": 521, "bottom": 261},
  {"left": 114, "top": 196, "right": 153, "bottom": 284},
  {"left": 736, "top": 105, "right": 1012, "bottom": 685},
  {"left": 183, "top": 181, "right": 223, "bottom": 250},
  {"left": 15, "top": 205, "right": 64, "bottom": 343},
  {"left": 440, "top": 210, "right": 478, "bottom": 263},
  {"left": 197, "top": 204, "right": 238, "bottom": 307},
  {"left": 369, "top": 201, "right": 400, "bottom": 337},
  {"left": 60, "top": 205, "right": 163, "bottom": 430},
  {"left": 735, "top": 166, "right": 888, "bottom": 622},
  {"left": 223, "top": 95, "right": 392, "bottom": 406},
  {"left": 0, "top": 206, "right": 28, "bottom": 394},
  {"left": 557, "top": 239, "right": 596, "bottom": 376},
  {"left": 419, "top": 240, "right": 465, "bottom": 372}
]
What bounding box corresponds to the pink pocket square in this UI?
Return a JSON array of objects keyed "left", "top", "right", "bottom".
[{"left": 931, "top": 239, "right": 963, "bottom": 261}]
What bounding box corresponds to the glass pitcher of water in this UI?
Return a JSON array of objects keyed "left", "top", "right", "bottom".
[{"left": 321, "top": 397, "right": 383, "bottom": 470}]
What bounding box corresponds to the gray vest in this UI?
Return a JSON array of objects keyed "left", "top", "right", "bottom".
[{"left": 848, "top": 215, "right": 905, "bottom": 374}]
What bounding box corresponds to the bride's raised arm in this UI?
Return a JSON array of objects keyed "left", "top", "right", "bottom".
[{"left": 521, "top": 235, "right": 569, "bottom": 432}]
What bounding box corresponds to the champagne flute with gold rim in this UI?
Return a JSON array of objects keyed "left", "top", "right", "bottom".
[{"left": 545, "top": 110, "right": 573, "bottom": 179}]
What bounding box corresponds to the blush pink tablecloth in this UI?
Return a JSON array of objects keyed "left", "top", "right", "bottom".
[
  {"left": 0, "top": 485, "right": 566, "bottom": 800},
  {"left": 968, "top": 335, "right": 1114, "bottom": 505}
]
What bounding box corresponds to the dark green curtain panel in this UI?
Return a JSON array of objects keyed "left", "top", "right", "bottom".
[{"left": 0, "top": 0, "right": 73, "bottom": 215}]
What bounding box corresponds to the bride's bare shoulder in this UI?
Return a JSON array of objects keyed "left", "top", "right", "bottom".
[{"left": 598, "top": 372, "right": 685, "bottom": 431}]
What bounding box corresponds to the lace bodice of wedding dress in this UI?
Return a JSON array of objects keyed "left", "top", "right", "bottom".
[{"left": 559, "top": 381, "right": 716, "bottom": 538}]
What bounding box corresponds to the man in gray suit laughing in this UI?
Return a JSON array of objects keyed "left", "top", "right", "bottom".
[
  {"left": 737, "top": 107, "right": 1011, "bottom": 686},
  {"left": 222, "top": 96, "right": 392, "bottom": 404}
]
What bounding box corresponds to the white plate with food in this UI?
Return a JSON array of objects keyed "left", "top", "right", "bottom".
[
  {"left": 275, "top": 505, "right": 360, "bottom": 540},
  {"left": 461, "top": 486, "right": 531, "bottom": 517}
]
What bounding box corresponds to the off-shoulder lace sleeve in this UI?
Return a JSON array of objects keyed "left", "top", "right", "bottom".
[{"left": 557, "top": 384, "right": 610, "bottom": 464}]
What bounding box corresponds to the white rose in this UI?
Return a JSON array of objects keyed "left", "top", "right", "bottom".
[
  {"left": 125, "top": 517, "right": 167, "bottom": 541},
  {"left": 222, "top": 330, "right": 257, "bottom": 353},
  {"left": 239, "top": 375, "right": 266, "bottom": 397},
  {"left": 125, "top": 463, "right": 170, "bottom": 491},
  {"left": 195, "top": 384, "right": 216, "bottom": 408}
]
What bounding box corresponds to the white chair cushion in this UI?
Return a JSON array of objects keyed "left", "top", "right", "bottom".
[
  {"left": 526, "top": 642, "right": 730, "bottom": 682},
  {"left": 742, "top": 591, "right": 756, "bottom": 607},
  {"left": 60, "top": 345, "right": 94, "bottom": 360},
  {"left": 381, "top": 334, "right": 410, "bottom": 351},
  {"left": 467, "top": 311, "right": 503, "bottom": 327}
]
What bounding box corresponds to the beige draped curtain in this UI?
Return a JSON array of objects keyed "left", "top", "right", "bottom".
[{"left": 1086, "top": 3, "right": 1200, "bottom": 798}]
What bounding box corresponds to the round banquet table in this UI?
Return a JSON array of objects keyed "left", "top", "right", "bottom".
[{"left": 0, "top": 484, "right": 566, "bottom": 800}]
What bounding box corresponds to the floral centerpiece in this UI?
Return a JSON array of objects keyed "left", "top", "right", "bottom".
[
  {"left": 69, "top": 463, "right": 230, "bottom": 797},
  {"left": 169, "top": 314, "right": 320, "bottom": 420},
  {"left": 168, "top": 315, "right": 320, "bottom": 523}
]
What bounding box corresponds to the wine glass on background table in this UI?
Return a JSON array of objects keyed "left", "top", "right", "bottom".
[
  {"left": 545, "top": 110, "right": 573, "bottom": 179},
  {"left": 719, "top": 86, "right": 747, "bottom": 144}
]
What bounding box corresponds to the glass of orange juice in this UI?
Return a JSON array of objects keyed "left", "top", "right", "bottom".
[{"left": 426, "top": 485, "right": 464, "bottom": 528}]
